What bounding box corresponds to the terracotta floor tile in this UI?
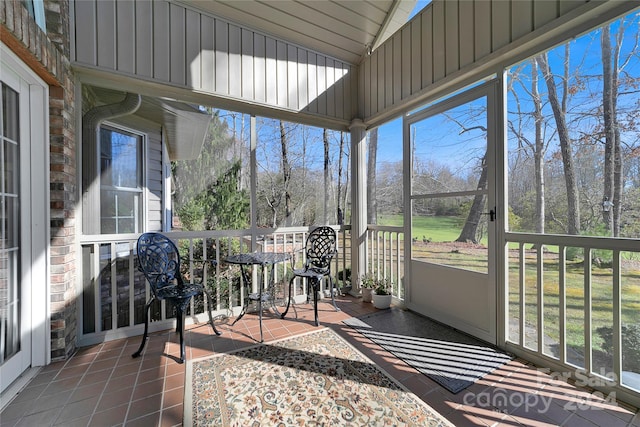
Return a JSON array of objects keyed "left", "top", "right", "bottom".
[{"left": 2, "top": 296, "right": 638, "bottom": 427}]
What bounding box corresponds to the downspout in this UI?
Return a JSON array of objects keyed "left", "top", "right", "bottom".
[{"left": 81, "top": 93, "right": 142, "bottom": 234}]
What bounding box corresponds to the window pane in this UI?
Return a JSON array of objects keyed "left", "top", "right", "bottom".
[
  {"left": 4, "top": 141, "right": 18, "bottom": 194},
  {"left": 100, "top": 127, "right": 141, "bottom": 189},
  {"left": 4, "top": 197, "right": 19, "bottom": 248},
  {"left": 411, "top": 98, "right": 487, "bottom": 195},
  {"left": 2, "top": 85, "right": 19, "bottom": 141},
  {"left": 255, "top": 119, "right": 349, "bottom": 227},
  {"left": 100, "top": 190, "right": 140, "bottom": 234},
  {"left": 0, "top": 82, "right": 21, "bottom": 363},
  {"left": 100, "top": 126, "right": 142, "bottom": 234},
  {"left": 411, "top": 195, "right": 489, "bottom": 273},
  {"left": 171, "top": 111, "right": 250, "bottom": 231},
  {"left": 368, "top": 117, "right": 403, "bottom": 226}
]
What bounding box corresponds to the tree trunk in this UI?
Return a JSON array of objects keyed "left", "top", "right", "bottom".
[
  {"left": 602, "top": 24, "right": 616, "bottom": 234},
  {"left": 537, "top": 50, "right": 581, "bottom": 235},
  {"left": 323, "top": 129, "right": 330, "bottom": 224},
  {"left": 280, "top": 121, "right": 292, "bottom": 226},
  {"left": 337, "top": 131, "right": 345, "bottom": 224},
  {"left": 456, "top": 155, "right": 487, "bottom": 243},
  {"left": 367, "top": 128, "right": 378, "bottom": 225},
  {"left": 532, "top": 60, "right": 545, "bottom": 234},
  {"left": 601, "top": 23, "right": 625, "bottom": 237},
  {"left": 612, "top": 24, "right": 624, "bottom": 237}
]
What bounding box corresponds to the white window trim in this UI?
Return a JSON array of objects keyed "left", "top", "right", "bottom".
[
  {"left": 0, "top": 42, "right": 50, "bottom": 395},
  {"left": 99, "top": 121, "right": 147, "bottom": 235}
]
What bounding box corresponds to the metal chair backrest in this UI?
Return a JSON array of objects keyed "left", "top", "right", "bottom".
[
  {"left": 305, "top": 226, "right": 337, "bottom": 271},
  {"left": 137, "top": 232, "right": 184, "bottom": 296}
]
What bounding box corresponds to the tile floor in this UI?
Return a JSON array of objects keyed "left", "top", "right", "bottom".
[{"left": 1, "top": 295, "right": 639, "bottom": 426}]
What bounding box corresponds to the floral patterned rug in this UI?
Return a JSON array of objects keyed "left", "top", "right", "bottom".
[{"left": 184, "top": 328, "right": 453, "bottom": 426}]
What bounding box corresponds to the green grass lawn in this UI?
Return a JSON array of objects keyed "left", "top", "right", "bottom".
[
  {"left": 379, "top": 213, "right": 472, "bottom": 243},
  {"left": 378, "top": 213, "right": 640, "bottom": 363}
]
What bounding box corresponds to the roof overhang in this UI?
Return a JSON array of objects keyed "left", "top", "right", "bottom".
[{"left": 86, "top": 85, "right": 211, "bottom": 161}]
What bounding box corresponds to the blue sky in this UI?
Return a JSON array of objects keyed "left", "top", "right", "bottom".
[{"left": 410, "top": 1, "right": 430, "bottom": 20}]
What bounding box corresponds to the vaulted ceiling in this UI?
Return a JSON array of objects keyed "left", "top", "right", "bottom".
[{"left": 177, "top": 0, "right": 419, "bottom": 64}]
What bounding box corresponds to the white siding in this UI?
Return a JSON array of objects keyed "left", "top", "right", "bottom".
[
  {"left": 146, "top": 135, "right": 163, "bottom": 232},
  {"left": 71, "top": 0, "right": 356, "bottom": 128}
]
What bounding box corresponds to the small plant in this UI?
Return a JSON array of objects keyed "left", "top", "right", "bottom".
[
  {"left": 374, "top": 277, "right": 391, "bottom": 295},
  {"left": 337, "top": 267, "right": 351, "bottom": 289},
  {"left": 360, "top": 273, "right": 377, "bottom": 289}
]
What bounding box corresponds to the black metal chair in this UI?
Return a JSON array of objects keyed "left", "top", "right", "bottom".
[
  {"left": 281, "top": 226, "right": 340, "bottom": 326},
  {"left": 132, "top": 232, "right": 221, "bottom": 363}
]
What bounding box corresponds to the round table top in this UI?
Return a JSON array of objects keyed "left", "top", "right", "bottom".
[{"left": 224, "top": 252, "right": 291, "bottom": 266}]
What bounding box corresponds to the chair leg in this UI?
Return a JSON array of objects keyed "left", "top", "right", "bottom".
[
  {"left": 203, "top": 288, "right": 222, "bottom": 336},
  {"left": 178, "top": 309, "right": 186, "bottom": 363},
  {"left": 132, "top": 298, "right": 154, "bottom": 358},
  {"left": 312, "top": 279, "right": 320, "bottom": 327},
  {"left": 281, "top": 277, "right": 296, "bottom": 319},
  {"left": 328, "top": 276, "right": 340, "bottom": 312}
]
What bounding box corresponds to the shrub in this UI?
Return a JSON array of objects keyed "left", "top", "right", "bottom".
[
  {"left": 337, "top": 267, "right": 351, "bottom": 285},
  {"left": 597, "top": 324, "right": 640, "bottom": 373}
]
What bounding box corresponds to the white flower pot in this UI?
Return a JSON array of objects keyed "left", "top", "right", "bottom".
[
  {"left": 372, "top": 294, "right": 392, "bottom": 309},
  {"left": 362, "top": 287, "right": 373, "bottom": 303}
]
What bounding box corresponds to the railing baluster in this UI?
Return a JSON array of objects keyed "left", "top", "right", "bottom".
[
  {"left": 537, "top": 244, "right": 544, "bottom": 354},
  {"left": 519, "top": 243, "right": 525, "bottom": 347},
  {"left": 93, "top": 243, "right": 101, "bottom": 334},
  {"left": 584, "top": 247, "right": 592, "bottom": 373},
  {"left": 559, "top": 245, "right": 567, "bottom": 365},
  {"left": 613, "top": 250, "right": 621, "bottom": 384},
  {"left": 128, "top": 240, "right": 135, "bottom": 328}
]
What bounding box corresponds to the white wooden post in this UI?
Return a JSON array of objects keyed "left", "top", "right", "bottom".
[{"left": 349, "top": 119, "right": 367, "bottom": 295}]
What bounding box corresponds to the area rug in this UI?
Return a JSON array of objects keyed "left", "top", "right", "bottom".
[
  {"left": 184, "top": 327, "right": 453, "bottom": 426},
  {"left": 343, "top": 309, "right": 512, "bottom": 394}
]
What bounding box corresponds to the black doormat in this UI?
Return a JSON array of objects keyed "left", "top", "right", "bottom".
[{"left": 343, "top": 308, "right": 512, "bottom": 394}]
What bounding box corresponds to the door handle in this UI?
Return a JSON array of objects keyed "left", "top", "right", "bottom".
[{"left": 482, "top": 208, "right": 496, "bottom": 222}]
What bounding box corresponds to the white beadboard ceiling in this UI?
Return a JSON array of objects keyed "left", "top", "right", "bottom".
[{"left": 177, "top": 0, "right": 418, "bottom": 64}]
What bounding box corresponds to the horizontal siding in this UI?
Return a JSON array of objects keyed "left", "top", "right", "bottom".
[
  {"left": 71, "top": 0, "right": 355, "bottom": 127},
  {"left": 359, "top": 0, "right": 626, "bottom": 125}
]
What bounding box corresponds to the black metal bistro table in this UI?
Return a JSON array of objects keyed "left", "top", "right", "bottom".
[{"left": 225, "top": 252, "right": 291, "bottom": 342}]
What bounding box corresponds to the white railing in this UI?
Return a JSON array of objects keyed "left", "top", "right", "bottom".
[
  {"left": 505, "top": 232, "right": 640, "bottom": 406},
  {"left": 78, "top": 226, "right": 352, "bottom": 346},
  {"left": 365, "top": 225, "right": 405, "bottom": 300},
  {"left": 77, "top": 224, "right": 406, "bottom": 346}
]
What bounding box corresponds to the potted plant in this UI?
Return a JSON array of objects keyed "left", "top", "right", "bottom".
[
  {"left": 372, "top": 278, "right": 392, "bottom": 309},
  {"left": 360, "top": 273, "right": 376, "bottom": 303}
]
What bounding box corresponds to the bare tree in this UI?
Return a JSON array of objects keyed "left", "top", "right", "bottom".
[
  {"left": 336, "top": 132, "right": 346, "bottom": 224},
  {"left": 537, "top": 49, "right": 581, "bottom": 235},
  {"left": 323, "top": 129, "right": 330, "bottom": 224},
  {"left": 454, "top": 123, "right": 488, "bottom": 243},
  {"left": 367, "top": 128, "right": 378, "bottom": 224},
  {"left": 532, "top": 60, "right": 546, "bottom": 234},
  {"left": 280, "top": 121, "right": 292, "bottom": 226},
  {"left": 601, "top": 23, "right": 630, "bottom": 237},
  {"left": 508, "top": 60, "right": 550, "bottom": 234},
  {"left": 438, "top": 109, "right": 488, "bottom": 243}
]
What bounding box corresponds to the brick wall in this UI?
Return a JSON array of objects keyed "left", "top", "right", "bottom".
[{"left": 1, "top": 0, "right": 77, "bottom": 360}]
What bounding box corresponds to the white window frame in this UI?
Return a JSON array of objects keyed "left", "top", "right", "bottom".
[
  {"left": 99, "top": 122, "right": 146, "bottom": 234},
  {"left": 0, "top": 42, "right": 50, "bottom": 399}
]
